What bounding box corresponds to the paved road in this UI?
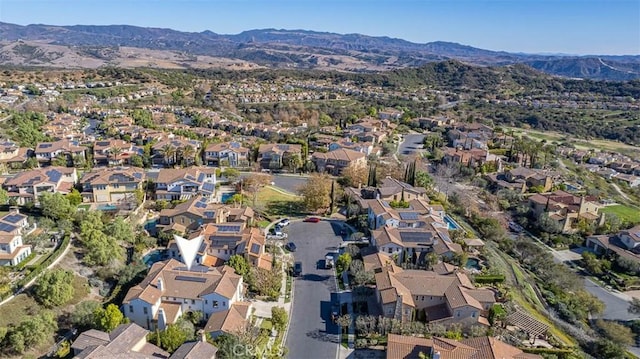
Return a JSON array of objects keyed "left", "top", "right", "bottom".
[
  {"left": 286, "top": 219, "right": 344, "bottom": 359},
  {"left": 397, "top": 134, "right": 426, "bottom": 156}
]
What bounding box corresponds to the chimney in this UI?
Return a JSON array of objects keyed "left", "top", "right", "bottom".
[
  {"left": 199, "top": 329, "right": 207, "bottom": 343},
  {"left": 157, "top": 278, "right": 163, "bottom": 291}
]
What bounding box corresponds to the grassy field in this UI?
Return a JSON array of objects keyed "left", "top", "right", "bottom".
[
  {"left": 601, "top": 204, "right": 640, "bottom": 225},
  {"left": 508, "top": 127, "right": 640, "bottom": 155},
  {"left": 256, "top": 186, "right": 300, "bottom": 206},
  {"left": 0, "top": 274, "right": 89, "bottom": 328}
]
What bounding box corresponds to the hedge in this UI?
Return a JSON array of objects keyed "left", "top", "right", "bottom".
[
  {"left": 473, "top": 274, "right": 506, "bottom": 284},
  {"left": 522, "top": 347, "right": 573, "bottom": 359}
]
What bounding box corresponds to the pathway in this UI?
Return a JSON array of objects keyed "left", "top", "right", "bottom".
[{"left": 0, "top": 237, "right": 72, "bottom": 307}]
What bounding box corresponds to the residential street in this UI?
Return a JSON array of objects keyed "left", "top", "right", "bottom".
[
  {"left": 397, "top": 133, "right": 426, "bottom": 157},
  {"left": 285, "top": 219, "right": 344, "bottom": 359}
]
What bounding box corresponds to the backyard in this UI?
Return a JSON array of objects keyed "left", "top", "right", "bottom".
[{"left": 600, "top": 204, "right": 640, "bottom": 225}]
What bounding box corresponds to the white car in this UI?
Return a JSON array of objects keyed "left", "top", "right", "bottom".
[{"left": 278, "top": 218, "right": 290, "bottom": 227}]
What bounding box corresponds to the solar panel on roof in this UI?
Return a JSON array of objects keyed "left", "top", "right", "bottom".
[
  {"left": 2, "top": 214, "right": 24, "bottom": 224},
  {"left": 399, "top": 231, "right": 432, "bottom": 243},
  {"left": 0, "top": 222, "right": 17, "bottom": 233},
  {"left": 45, "top": 169, "right": 63, "bottom": 183},
  {"left": 40, "top": 143, "right": 52, "bottom": 148},
  {"left": 399, "top": 212, "right": 419, "bottom": 220},
  {"left": 197, "top": 173, "right": 205, "bottom": 182},
  {"left": 133, "top": 173, "right": 142, "bottom": 179},
  {"left": 202, "top": 182, "right": 215, "bottom": 192},
  {"left": 250, "top": 243, "right": 261, "bottom": 255},
  {"left": 174, "top": 275, "right": 207, "bottom": 283},
  {"left": 217, "top": 225, "right": 241, "bottom": 232},
  {"left": 204, "top": 211, "right": 215, "bottom": 218},
  {"left": 195, "top": 202, "right": 207, "bottom": 208}
]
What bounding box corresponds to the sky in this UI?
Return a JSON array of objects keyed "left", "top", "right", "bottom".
[{"left": 0, "top": 0, "right": 638, "bottom": 55}]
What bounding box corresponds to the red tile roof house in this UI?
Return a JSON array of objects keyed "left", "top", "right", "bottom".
[
  {"left": 374, "top": 266, "right": 495, "bottom": 326},
  {"left": 311, "top": 148, "right": 367, "bottom": 176},
  {"left": 385, "top": 333, "right": 541, "bottom": 359},
  {"left": 257, "top": 143, "right": 302, "bottom": 171},
  {"left": 92, "top": 139, "right": 135, "bottom": 166},
  {"left": 0, "top": 211, "right": 33, "bottom": 266},
  {"left": 3, "top": 167, "right": 77, "bottom": 205},
  {"left": 122, "top": 259, "right": 248, "bottom": 332},
  {"left": 34, "top": 139, "right": 86, "bottom": 166},
  {"left": 203, "top": 141, "right": 250, "bottom": 167}
]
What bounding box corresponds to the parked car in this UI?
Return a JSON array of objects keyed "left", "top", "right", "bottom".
[
  {"left": 293, "top": 261, "right": 302, "bottom": 277},
  {"left": 267, "top": 233, "right": 287, "bottom": 240},
  {"left": 303, "top": 217, "right": 321, "bottom": 223},
  {"left": 325, "top": 253, "right": 335, "bottom": 269},
  {"left": 278, "top": 218, "right": 290, "bottom": 227},
  {"left": 285, "top": 242, "right": 297, "bottom": 252}
]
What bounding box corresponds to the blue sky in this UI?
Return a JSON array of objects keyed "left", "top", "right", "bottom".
[{"left": 0, "top": 0, "right": 638, "bottom": 55}]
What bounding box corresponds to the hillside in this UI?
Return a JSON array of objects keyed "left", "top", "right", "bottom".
[{"left": 0, "top": 22, "right": 639, "bottom": 80}]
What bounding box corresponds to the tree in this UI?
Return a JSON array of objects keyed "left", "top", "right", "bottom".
[
  {"left": 336, "top": 253, "right": 352, "bottom": 275},
  {"left": 415, "top": 171, "right": 434, "bottom": 192},
  {"left": 105, "top": 217, "right": 136, "bottom": 244},
  {"left": 629, "top": 297, "right": 640, "bottom": 314},
  {"left": 0, "top": 187, "right": 8, "bottom": 205},
  {"left": 335, "top": 314, "right": 352, "bottom": 336},
  {"left": 34, "top": 268, "right": 75, "bottom": 308},
  {"left": 160, "top": 144, "right": 176, "bottom": 167},
  {"left": 228, "top": 254, "right": 249, "bottom": 276},
  {"left": 241, "top": 173, "right": 272, "bottom": 207},
  {"left": 130, "top": 154, "right": 144, "bottom": 168},
  {"left": 590, "top": 339, "right": 626, "bottom": 358},
  {"left": 94, "top": 304, "right": 124, "bottom": 332},
  {"left": 7, "top": 310, "right": 58, "bottom": 354},
  {"left": 271, "top": 306, "right": 288, "bottom": 332},
  {"left": 222, "top": 168, "right": 240, "bottom": 182},
  {"left": 149, "top": 324, "right": 187, "bottom": 353},
  {"left": 596, "top": 320, "right": 634, "bottom": 346},
  {"left": 51, "top": 155, "right": 68, "bottom": 167},
  {"left": 581, "top": 252, "right": 608, "bottom": 275},
  {"left": 180, "top": 145, "right": 196, "bottom": 166},
  {"left": 299, "top": 173, "right": 332, "bottom": 212},
  {"left": 67, "top": 188, "right": 82, "bottom": 206},
  {"left": 84, "top": 230, "right": 124, "bottom": 266},
  {"left": 215, "top": 333, "right": 252, "bottom": 359},
  {"left": 107, "top": 146, "right": 123, "bottom": 166},
  {"left": 341, "top": 163, "right": 368, "bottom": 188},
  {"left": 71, "top": 300, "right": 101, "bottom": 329},
  {"left": 39, "top": 192, "right": 75, "bottom": 221}
]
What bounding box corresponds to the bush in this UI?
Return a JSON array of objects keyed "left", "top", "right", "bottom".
[{"left": 473, "top": 274, "right": 506, "bottom": 284}]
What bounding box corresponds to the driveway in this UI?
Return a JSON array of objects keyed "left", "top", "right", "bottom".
[
  {"left": 286, "top": 219, "right": 345, "bottom": 359},
  {"left": 397, "top": 134, "right": 425, "bottom": 156}
]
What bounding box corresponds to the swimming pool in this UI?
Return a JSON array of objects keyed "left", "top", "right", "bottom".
[
  {"left": 142, "top": 249, "right": 165, "bottom": 266},
  {"left": 444, "top": 215, "right": 461, "bottom": 231},
  {"left": 97, "top": 204, "right": 118, "bottom": 211},
  {"left": 465, "top": 257, "right": 481, "bottom": 270},
  {"left": 220, "top": 192, "right": 236, "bottom": 203}
]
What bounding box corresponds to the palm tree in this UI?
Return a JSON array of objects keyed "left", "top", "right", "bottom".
[
  {"left": 159, "top": 144, "right": 176, "bottom": 167},
  {"left": 180, "top": 145, "right": 196, "bottom": 166},
  {"left": 108, "top": 146, "right": 123, "bottom": 167}
]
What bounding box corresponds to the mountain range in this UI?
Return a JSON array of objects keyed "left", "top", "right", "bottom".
[{"left": 0, "top": 22, "right": 639, "bottom": 81}]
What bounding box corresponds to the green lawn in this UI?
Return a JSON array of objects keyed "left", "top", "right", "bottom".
[
  {"left": 256, "top": 186, "right": 300, "bottom": 205},
  {"left": 601, "top": 205, "right": 640, "bottom": 225}
]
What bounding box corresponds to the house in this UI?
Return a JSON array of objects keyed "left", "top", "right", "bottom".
[
  {"left": 418, "top": 117, "right": 455, "bottom": 130},
  {"left": 0, "top": 143, "right": 32, "bottom": 169},
  {"left": 586, "top": 228, "right": 640, "bottom": 265},
  {"left": 375, "top": 177, "right": 428, "bottom": 202},
  {"left": 378, "top": 108, "right": 404, "bottom": 121},
  {"left": 166, "top": 222, "right": 272, "bottom": 270},
  {"left": 122, "top": 259, "right": 246, "bottom": 331},
  {"left": 528, "top": 190, "right": 601, "bottom": 234},
  {"left": 70, "top": 323, "right": 219, "bottom": 359},
  {"left": 386, "top": 334, "right": 541, "bottom": 359},
  {"left": 0, "top": 212, "right": 32, "bottom": 266},
  {"left": 3, "top": 167, "right": 77, "bottom": 205},
  {"left": 80, "top": 167, "right": 145, "bottom": 203},
  {"left": 92, "top": 139, "right": 135, "bottom": 166},
  {"left": 443, "top": 148, "right": 501, "bottom": 169},
  {"left": 34, "top": 139, "right": 86, "bottom": 165},
  {"left": 257, "top": 143, "right": 302, "bottom": 170},
  {"left": 367, "top": 198, "right": 444, "bottom": 230},
  {"left": 328, "top": 138, "right": 376, "bottom": 156},
  {"left": 158, "top": 195, "right": 255, "bottom": 234},
  {"left": 505, "top": 167, "right": 553, "bottom": 192},
  {"left": 204, "top": 141, "right": 250, "bottom": 167},
  {"left": 311, "top": 148, "right": 367, "bottom": 176},
  {"left": 70, "top": 323, "right": 170, "bottom": 358},
  {"left": 154, "top": 167, "right": 217, "bottom": 201},
  {"left": 205, "top": 301, "right": 252, "bottom": 339},
  {"left": 613, "top": 173, "right": 640, "bottom": 188},
  {"left": 374, "top": 266, "right": 495, "bottom": 325}
]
